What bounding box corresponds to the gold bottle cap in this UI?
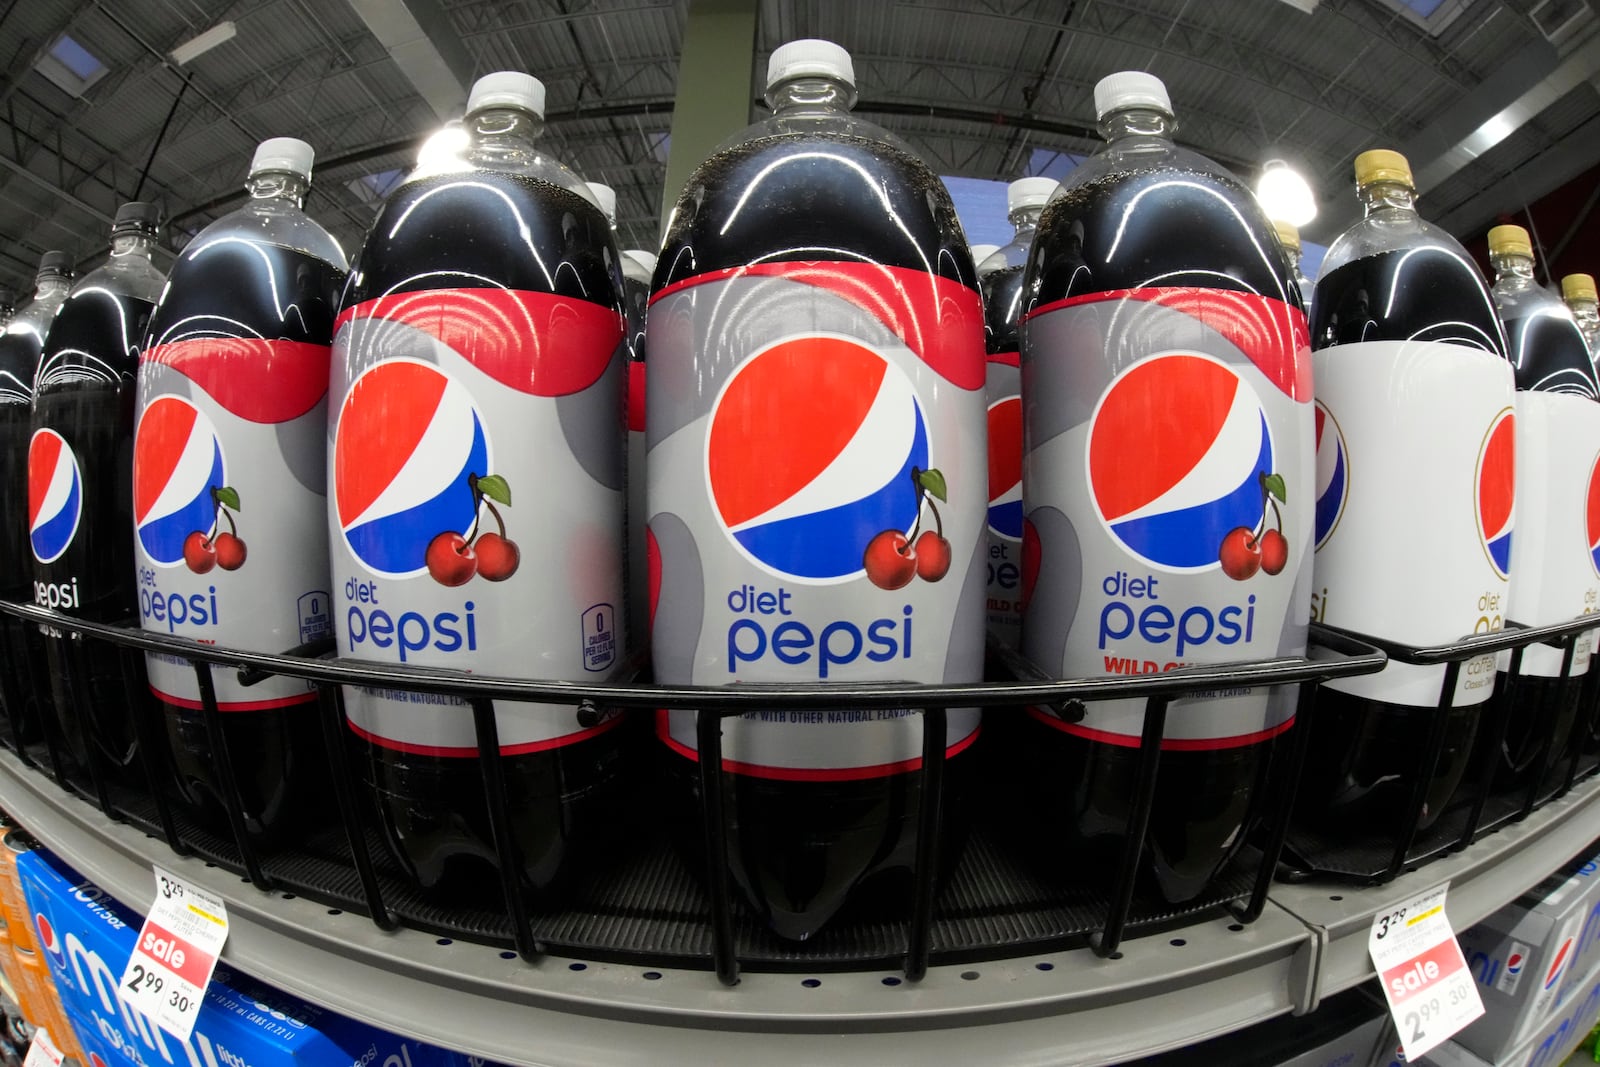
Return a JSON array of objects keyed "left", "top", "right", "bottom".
[
  {"left": 1562, "top": 273, "right": 1598, "bottom": 302},
  {"left": 1272, "top": 219, "right": 1300, "bottom": 253},
  {"left": 1353, "top": 149, "right": 1413, "bottom": 189},
  {"left": 1487, "top": 224, "right": 1533, "bottom": 259}
]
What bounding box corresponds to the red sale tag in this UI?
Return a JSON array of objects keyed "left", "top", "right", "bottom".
[
  {"left": 118, "top": 867, "right": 228, "bottom": 1041},
  {"left": 1369, "top": 882, "right": 1484, "bottom": 1060}
]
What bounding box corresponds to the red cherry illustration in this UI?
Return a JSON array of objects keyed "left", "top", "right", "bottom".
[
  {"left": 1259, "top": 528, "right": 1288, "bottom": 576},
  {"left": 863, "top": 530, "right": 917, "bottom": 590},
  {"left": 214, "top": 532, "right": 247, "bottom": 571},
  {"left": 1218, "top": 526, "right": 1262, "bottom": 581},
  {"left": 914, "top": 531, "right": 951, "bottom": 581},
  {"left": 475, "top": 532, "right": 520, "bottom": 582},
  {"left": 426, "top": 531, "right": 477, "bottom": 586},
  {"left": 183, "top": 531, "right": 216, "bottom": 574}
]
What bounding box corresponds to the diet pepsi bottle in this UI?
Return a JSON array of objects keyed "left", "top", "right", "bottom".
[
  {"left": 649, "top": 39, "right": 987, "bottom": 939},
  {"left": 621, "top": 248, "right": 655, "bottom": 655},
  {"left": 135, "top": 138, "right": 347, "bottom": 843},
  {"left": 331, "top": 72, "right": 628, "bottom": 902},
  {"left": 982, "top": 177, "right": 1056, "bottom": 650},
  {"left": 1274, "top": 221, "right": 1315, "bottom": 323},
  {"left": 1564, "top": 274, "right": 1599, "bottom": 355},
  {"left": 1019, "top": 72, "right": 1314, "bottom": 903},
  {"left": 1485, "top": 225, "right": 1600, "bottom": 787},
  {"left": 0, "top": 253, "right": 73, "bottom": 743},
  {"left": 32, "top": 204, "right": 165, "bottom": 784},
  {"left": 1299, "top": 150, "right": 1513, "bottom": 833}
]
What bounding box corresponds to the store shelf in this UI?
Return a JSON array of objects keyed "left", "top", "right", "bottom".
[
  {"left": 4, "top": 742, "right": 1598, "bottom": 1067},
  {"left": 1272, "top": 774, "right": 1600, "bottom": 1012}
]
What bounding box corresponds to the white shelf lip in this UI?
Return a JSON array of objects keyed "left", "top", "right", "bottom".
[
  {"left": 1, "top": 744, "right": 1596, "bottom": 1067},
  {"left": 1272, "top": 775, "right": 1600, "bottom": 1011}
]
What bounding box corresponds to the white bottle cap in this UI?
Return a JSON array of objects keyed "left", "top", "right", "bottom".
[
  {"left": 467, "top": 71, "right": 546, "bottom": 118},
  {"left": 250, "top": 137, "right": 314, "bottom": 179},
  {"left": 1093, "top": 71, "right": 1172, "bottom": 120},
  {"left": 1007, "top": 177, "right": 1058, "bottom": 214},
  {"left": 623, "top": 249, "right": 658, "bottom": 273},
  {"left": 970, "top": 244, "right": 1000, "bottom": 264},
  {"left": 767, "top": 39, "right": 854, "bottom": 91},
  {"left": 585, "top": 183, "right": 617, "bottom": 224}
]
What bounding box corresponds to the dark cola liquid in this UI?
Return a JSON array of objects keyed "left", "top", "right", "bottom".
[
  {"left": 342, "top": 172, "right": 630, "bottom": 905},
  {"left": 983, "top": 265, "right": 1024, "bottom": 355},
  {"left": 34, "top": 285, "right": 155, "bottom": 785},
  {"left": 1023, "top": 166, "right": 1302, "bottom": 903},
  {"left": 654, "top": 130, "right": 979, "bottom": 940},
  {"left": 146, "top": 240, "right": 343, "bottom": 845},
  {"left": 1302, "top": 246, "right": 1504, "bottom": 833},
  {"left": 0, "top": 323, "right": 49, "bottom": 746}
]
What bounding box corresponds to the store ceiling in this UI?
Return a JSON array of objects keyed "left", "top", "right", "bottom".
[{"left": 0, "top": 0, "right": 1596, "bottom": 296}]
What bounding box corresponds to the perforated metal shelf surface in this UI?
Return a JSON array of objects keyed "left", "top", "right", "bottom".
[{"left": 5, "top": 747, "right": 1600, "bottom": 1065}]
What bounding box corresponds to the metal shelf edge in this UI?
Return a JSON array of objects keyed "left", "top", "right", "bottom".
[{"left": 0, "top": 748, "right": 1315, "bottom": 1067}]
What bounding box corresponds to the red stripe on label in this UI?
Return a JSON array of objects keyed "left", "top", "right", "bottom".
[
  {"left": 987, "top": 350, "right": 1020, "bottom": 368},
  {"left": 138, "top": 918, "right": 215, "bottom": 988},
  {"left": 654, "top": 709, "right": 980, "bottom": 780},
  {"left": 1025, "top": 706, "right": 1294, "bottom": 750},
  {"left": 1020, "top": 287, "right": 1311, "bottom": 401},
  {"left": 627, "top": 359, "right": 647, "bottom": 432},
  {"left": 142, "top": 340, "right": 330, "bottom": 423},
  {"left": 650, "top": 262, "right": 985, "bottom": 390},
  {"left": 346, "top": 713, "right": 621, "bottom": 757},
  {"left": 336, "top": 289, "right": 624, "bottom": 397},
  {"left": 150, "top": 686, "right": 316, "bottom": 712}
]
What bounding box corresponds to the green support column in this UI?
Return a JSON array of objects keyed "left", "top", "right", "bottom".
[{"left": 659, "top": 0, "right": 759, "bottom": 236}]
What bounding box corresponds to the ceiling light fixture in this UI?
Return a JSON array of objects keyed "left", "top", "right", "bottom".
[
  {"left": 1256, "top": 159, "right": 1318, "bottom": 227},
  {"left": 170, "top": 21, "right": 237, "bottom": 66}
]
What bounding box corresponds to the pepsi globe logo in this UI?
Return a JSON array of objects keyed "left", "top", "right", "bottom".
[
  {"left": 33, "top": 912, "right": 62, "bottom": 965},
  {"left": 1507, "top": 951, "right": 1524, "bottom": 976},
  {"left": 987, "top": 395, "right": 1023, "bottom": 541},
  {"left": 336, "top": 359, "right": 520, "bottom": 586},
  {"left": 1586, "top": 451, "right": 1600, "bottom": 579},
  {"left": 1475, "top": 409, "right": 1515, "bottom": 580},
  {"left": 134, "top": 396, "right": 246, "bottom": 573},
  {"left": 707, "top": 336, "right": 954, "bottom": 589},
  {"left": 1313, "top": 401, "right": 1348, "bottom": 551},
  {"left": 28, "top": 429, "right": 81, "bottom": 564},
  {"left": 1087, "top": 354, "right": 1289, "bottom": 581}
]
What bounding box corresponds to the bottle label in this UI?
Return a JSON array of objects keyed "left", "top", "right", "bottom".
[
  {"left": 1312, "top": 340, "right": 1516, "bottom": 705},
  {"left": 133, "top": 338, "right": 330, "bottom": 710},
  {"left": 1020, "top": 288, "right": 1314, "bottom": 749},
  {"left": 647, "top": 262, "right": 986, "bottom": 778},
  {"left": 330, "top": 288, "right": 627, "bottom": 755},
  {"left": 986, "top": 351, "right": 1023, "bottom": 648},
  {"left": 1505, "top": 391, "right": 1600, "bottom": 677}
]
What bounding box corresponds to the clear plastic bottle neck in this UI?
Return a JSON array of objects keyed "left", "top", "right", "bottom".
[
  {"left": 33, "top": 274, "right": 71, "bottom": 301},
  {"left": 1097, "top": 107, "right": 1175, "bottom": 143},
  {"left": 1358, "top": 180, "right": 1417, "bottom": 217},
  {"left": 246, "top": 170, "right": 309, "bottom": 207},
  {"left": 1491, "top": 252, "right": 1536, "bottom": 290},
  {"left": 110, "top": 233, "right": 155, "bottom": 260},
  {"left": 467, "top": 107, "right": 546, "bottom": 168},
  {"left": 765, "top": 76, "right": 857, "bottom": 116},
  {"left": 1009, "top": 204, "right": 1044, "bottom": 239}
]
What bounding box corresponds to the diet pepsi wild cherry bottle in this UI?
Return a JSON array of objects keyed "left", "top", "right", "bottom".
[
  {"left": 1565, "top": 274, "right": 1600, "bottom": 355},
  {"left": 33, "top": 204, "right": 165, "bottom": 786},
  {"left": 331, "top": 72, "right": 628, "bottom": 903},
  {"left": 1019, "top": 72, "right": 1314, "bottom": 904},
  {"left": 621, "top": 247, "right": 655, "bottom": 656},
  {"left": 1299, "top": 150, "right": 1513, "bottom": 834},
  {"left": 1485, "top": 224, "right": 1600, "bottom": 788},
  {"left": 0, "top": 252, "right": 73, "bottom": 743},
  {"left": 983, "top": 177, "right": 1056, "bottom": 651},
  {"left": 1274, "top": 221, "right": 1315, "bottom": 324},
  {"left": 135, "top": 138, "right": 347, "bottom": 843},
  {"left": 648, "top": 39, "right": 987, "bottom": 939}
]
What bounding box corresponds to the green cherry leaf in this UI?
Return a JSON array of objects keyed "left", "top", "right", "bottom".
[
  {"left": 1263, "top": 473, "right": 1287, "bottom": 504},
  {"left": 917, "top": 468, "right": 948, "bottom": 503},
  {"left": 477, "top": 474, "right": 513, "bottom": 506},
  {"left": 215, "top": 486, "right": 241, "bottom": 512}
]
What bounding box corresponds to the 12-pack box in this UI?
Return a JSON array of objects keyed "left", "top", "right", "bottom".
[
  {"left": 15, "top": 845, "right": 473, "bottom": 1067},
  {"left": 1407, "top": 955, "right": 1600, "bottom": 1067}
]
